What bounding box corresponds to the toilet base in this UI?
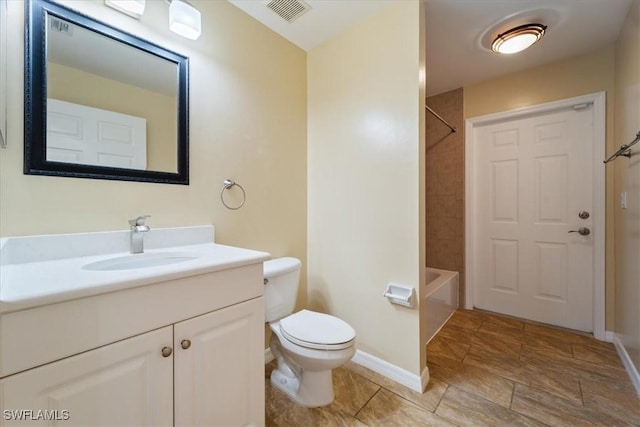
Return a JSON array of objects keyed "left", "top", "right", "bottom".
[
  {"left": 268, "top": 317, "right": 355, "bottom": 408},
  {"left": 271, "top": 365, "right": 335, "bottom": 408}
]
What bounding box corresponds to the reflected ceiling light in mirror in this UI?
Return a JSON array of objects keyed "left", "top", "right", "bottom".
[
  {"left": 104, "top": 0, "right": 145, "bottom": 19},
  {"left": 104, "top": 0, "right": 201, "bottom": 40},
  {"left": 491, "top": 23, "right": 546, "bottom": 54},
  {"left": 168, "top": 0, "right": 201, "bottom": 40}
]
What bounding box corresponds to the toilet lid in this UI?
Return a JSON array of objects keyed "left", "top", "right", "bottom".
[{"left": 279, "top": 310, "right": 356, "bottom": 350}]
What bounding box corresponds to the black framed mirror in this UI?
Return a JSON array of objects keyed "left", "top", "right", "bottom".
[{"left": 25, "top": 0, "right": 189, "bottom": 184}]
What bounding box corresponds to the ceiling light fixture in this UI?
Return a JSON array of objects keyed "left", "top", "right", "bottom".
[
  {"left": 104, "top": 0, "right": 201, "bottom": 40},
  {"left": 491, "top": 23, "right": 546, "bottom": 54},
  {"left": 168, "top": 0, "right": 202, "bottom": 40}
]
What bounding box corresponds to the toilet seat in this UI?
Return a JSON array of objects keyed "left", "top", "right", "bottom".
[{"left": 279, "top": 310, "right": 356, "bottom": 350}]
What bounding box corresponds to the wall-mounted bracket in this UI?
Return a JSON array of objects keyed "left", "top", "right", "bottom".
[
  {"left": 604, "top": 131, "right": 640, "bottom": 164},
  {"left": 383, "top": 283, "right": 415, "bottom": 308}
]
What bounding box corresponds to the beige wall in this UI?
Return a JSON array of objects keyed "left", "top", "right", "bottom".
[
  {"left": 614, "top": 0, "right": 640, "bottom": 376},
  {"left": 464, "top": 46, "right": 617, "bottom": 330},
  {"left": 307, "top": 1, "right": 425, "bottom": 375},
  {"left": 0, "top": 1, "right": 307, "bottom": 306},
  {"left": 426, "top": 88, "right": 465, "bottom": 304},
  {"left": 48, "top": 62, "right": 177, "bottom": 172}
]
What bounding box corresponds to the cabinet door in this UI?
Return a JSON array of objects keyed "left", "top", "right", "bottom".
[
  {"left": 0, "top": 327, "right": 173, "bottom": 427},
  {"left": 174, "top": 297, "right": 265, "bottom": 427}
]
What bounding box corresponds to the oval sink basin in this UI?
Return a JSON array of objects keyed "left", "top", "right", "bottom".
[{"left": 83, "top": 252, "right": 199, "bottom": 271}]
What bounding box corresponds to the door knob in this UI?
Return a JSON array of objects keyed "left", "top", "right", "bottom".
[
  {"left": 578, "top": 211, "right": 590, "bottom": 219},
  {"left": 161, "top": 346, "right": 173, "bottom": 357},
  {"left": 181, "top": 339, "right": 191, "bottom": 350},
  {"left": 568, "top": 227, "right": 590, "bottom": 236}
]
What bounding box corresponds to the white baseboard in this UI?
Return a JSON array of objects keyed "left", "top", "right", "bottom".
[
  {"left": 265, "top": 347, "right": 274, "bottom": 363},
  {"left": 612, "top": 333, "right": 640, "bottom": 397},
  {"left": 352, "top": 350, "right": 425, "bottom": 393},
  {"left": 603, "top": 330, "right": 615, "bottom": 343},
  {"left": 264, "top": 347, "right": 428, "bottom": 393}
]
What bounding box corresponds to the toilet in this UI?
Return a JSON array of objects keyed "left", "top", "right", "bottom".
[{"left": 264, "top": 257, "right": 356, "bottom": 408}]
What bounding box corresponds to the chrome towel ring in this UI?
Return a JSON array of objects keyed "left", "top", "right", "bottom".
[{"left": 220, "top": 179, "right": 246, "bottom": 210}]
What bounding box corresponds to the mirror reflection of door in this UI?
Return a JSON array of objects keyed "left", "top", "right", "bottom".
[
  {"left": 46, "top": 14, "right": 178, "bottom": 173},
  {"left": 47, "top": 99, "right": 147, "bottom": 169}
]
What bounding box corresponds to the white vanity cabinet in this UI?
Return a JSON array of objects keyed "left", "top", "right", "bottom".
[
  {"left": 1, "top": 297, "right": 265, "bottom": 427},
  {"left": 1, "top": 327, "right": 175, "bottom": 427},
  {"left": 0, "top": 235, "right": 269, "bottom": 427}
]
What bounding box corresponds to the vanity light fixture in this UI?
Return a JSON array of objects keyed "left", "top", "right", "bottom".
[
  {"left": 168, "top": 0, "right": 202, "bottom": 40},
  {"left": 104, "top": 0, "right": 201, "bottom": 40},
  {"left": 491, "top": 23, "right": 546, "bottom": 54},
  {"left": 104, "top": 0, "right": 145, "bottom": 19}
]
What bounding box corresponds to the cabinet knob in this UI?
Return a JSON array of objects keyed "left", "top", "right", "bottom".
[
  {"left": 181, "top": 339, "right": 192, "bottom": 350},
  {"left": 161, "top": 346, "right": 173, "bottom": 357}
]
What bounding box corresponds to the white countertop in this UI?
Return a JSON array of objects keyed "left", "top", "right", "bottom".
[{"left": 0, "top": 227, "right": 270, "bottom": 314}]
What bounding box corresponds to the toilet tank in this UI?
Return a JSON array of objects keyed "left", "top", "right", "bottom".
[{"left": 264, "top": 257, "right": 302, "bottom": 322}]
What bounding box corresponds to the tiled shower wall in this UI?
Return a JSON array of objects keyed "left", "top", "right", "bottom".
[{"left": 426, "top": 88, "right": 465, "bottom": 305}]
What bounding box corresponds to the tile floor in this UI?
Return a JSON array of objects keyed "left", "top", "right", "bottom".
[{"left": 265, "top": 309, "right": 640, "bottom": 426}]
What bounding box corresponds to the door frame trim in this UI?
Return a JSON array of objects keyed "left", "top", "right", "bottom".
[{"left": 464, "top": 91, "right": 606, "bottom": 340}]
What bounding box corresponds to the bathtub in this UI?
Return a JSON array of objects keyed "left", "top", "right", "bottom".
[{"left": 425, "top": 267, "right": 459, "bottom": 343}]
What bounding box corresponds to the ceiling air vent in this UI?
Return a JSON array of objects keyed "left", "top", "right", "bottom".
[{"left": 265, "top": 0, "right": 311, "bottom": 23}]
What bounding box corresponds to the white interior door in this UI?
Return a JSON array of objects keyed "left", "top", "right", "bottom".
[
  {"left": 470, "top": 99, "right": 599, "bottom": 332},
  {"left": 47, "top": 98, "right": 147, "bottom": 169}
]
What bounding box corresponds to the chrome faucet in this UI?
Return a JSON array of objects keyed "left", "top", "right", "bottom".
[{"left": 129, "top": 215, "right": 151, "bottom": 254}]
